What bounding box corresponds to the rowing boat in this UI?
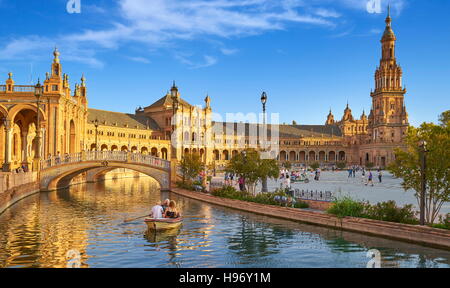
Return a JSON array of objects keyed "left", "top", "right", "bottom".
[{"left": 144, "top": 217, "right": 182, "bottom": 231}]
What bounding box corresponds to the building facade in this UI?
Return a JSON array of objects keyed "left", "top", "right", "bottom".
[{"left": 0, "top": 12, "right": 408, "bottom": 172}]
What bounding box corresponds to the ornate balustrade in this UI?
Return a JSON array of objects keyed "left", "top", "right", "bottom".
[{"left": 40, "top": 151, "right": 170, "bottom": 170}]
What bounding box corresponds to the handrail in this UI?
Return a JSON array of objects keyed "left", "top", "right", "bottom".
[{"left": 40, "top": 151, "right": 170, "bottom": 170}]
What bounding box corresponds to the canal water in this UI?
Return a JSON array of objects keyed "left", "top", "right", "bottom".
[{"left": 0, "top": 176, "right": 449, "bottom": 268}]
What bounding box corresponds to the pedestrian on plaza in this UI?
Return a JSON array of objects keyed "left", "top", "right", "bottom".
[
  {"left": 348, "top": 168, "right": 352, "bottom": 178},
  {"left": 378, "top": 169, "right": 383, "bottom": 183},
  {"left": 366, "top": 171, "right": 374, "bottom": 187},
  {"left": 352, "top": 167, "right": 356, "bottom": 178},
  {"left": 238, "top": 176, "right": 245, "bottom": 192}
]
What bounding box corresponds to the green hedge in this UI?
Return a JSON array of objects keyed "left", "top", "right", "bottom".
[
  {"left": 212, "top": 186, "right": 309, "bottom": 209},
  {"left": 327, "top": 197, "right": 419, "bottom": 225}
]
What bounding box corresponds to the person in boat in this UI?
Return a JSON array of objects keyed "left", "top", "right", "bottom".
[
  {"left": 164, "top": 200, "right": 181, "bottom": 219},
  {"left": 149, "top": 201, "right": 164, "bottom": 219},
  {"left": 161, "top": 199, "right": 170, "bottom": 213}
]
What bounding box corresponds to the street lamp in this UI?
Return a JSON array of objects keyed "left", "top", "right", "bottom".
[
  {"left": 33, "top": 79, "right": 43, "bottom": 172},
  {"left": 418, "top": 140, "right": 428, "bottom": 226},
  {"left": 261, "top": 92, "right": 269, "bottom": 193},
  {"left": 94, "top": 118, "right": 99, "bottom": 151},
  {"left": 171, "top": 82, "right": 179, "bottom": 160}
]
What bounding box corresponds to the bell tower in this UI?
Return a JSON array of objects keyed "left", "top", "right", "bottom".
[{"left": 369, "top": 6, "right": 409, "bottom": 143}]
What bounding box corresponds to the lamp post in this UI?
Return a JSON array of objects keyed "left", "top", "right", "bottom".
[
  {"left": 261, "top": 92, "right": 269, "bottom": 193},
  {"left": 171, "top": 82, "right": 179, "bottom": 160},
  {"left": 33, "top": 79, "right": 43, "bottom": 172},
  {"left": 418, "top": 140, "right": 428, "bottom": 226},
  {"left": 94, "top": 118, "right": 99, "bottom": 151}
]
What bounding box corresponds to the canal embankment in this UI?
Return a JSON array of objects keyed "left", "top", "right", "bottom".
[
  {"left": 0, "top": 172, "right": 39, "bottom": 215},
  {"left": 171, "top": 187, "right": 450, "bottom": 250}
]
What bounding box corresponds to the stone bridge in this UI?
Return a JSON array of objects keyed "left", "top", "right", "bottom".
[{"left": 39, "top": 151, "right": 171, "bottom": 191}]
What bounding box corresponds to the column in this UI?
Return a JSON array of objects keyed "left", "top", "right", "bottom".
[
  {"left": 21, "top": 130, "right": 29, "bottom": 166},
  {"left": 2, "top": 120, "right": 12, "bottom": 172}
]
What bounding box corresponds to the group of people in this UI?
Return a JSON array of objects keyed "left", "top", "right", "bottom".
[
  {"left": 149, "top": 199, "right": 181, "bottom": 219},
  {"left": 362, "top": 169, "right": 383, "bottom": 187},
  {"left": 13, "top": 164, "right": 29, "bottom": 174}
]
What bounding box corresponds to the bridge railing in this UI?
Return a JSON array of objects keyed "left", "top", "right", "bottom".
[{"left": 40, "top": 151, "right": 170, "bottom": 170}]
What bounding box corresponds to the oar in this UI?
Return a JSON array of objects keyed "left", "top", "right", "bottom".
[{"left": 124, "top": 215, "right": 149, "bottom": 223}]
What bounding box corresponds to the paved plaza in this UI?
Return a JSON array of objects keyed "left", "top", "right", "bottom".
[{"left": 213, "top": 171, "right": 450, "bottom": 215}]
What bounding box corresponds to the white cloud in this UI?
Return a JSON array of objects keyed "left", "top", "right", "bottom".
[
  {"left": 127, "top": 56, "right": 151, "bottom": 64},
  {"left": 0, "top": 0, "right": 408, "bottom": 68},
  {"left": 220, "top": 48, "right": 239, "bottom": 55}
]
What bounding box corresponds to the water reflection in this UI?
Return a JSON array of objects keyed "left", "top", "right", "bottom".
[{"left": 0, "top": 176, "right": 449, "bottom": 268}]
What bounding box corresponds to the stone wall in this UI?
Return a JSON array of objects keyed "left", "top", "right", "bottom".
[{"left": 0, "top": 181, "right": 39, "bottom": 215}]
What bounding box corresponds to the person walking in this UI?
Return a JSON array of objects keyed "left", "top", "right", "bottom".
[
  {"left": 378, "top": 170, "right": 383, "bottom": 183},
  {"left": 366, "top": 171, "right": 374, "bottom": 187}
]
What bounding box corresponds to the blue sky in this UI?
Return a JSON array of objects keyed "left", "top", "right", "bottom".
[{"left": 0, "top": 0, "right": 449, "bottom": 126}]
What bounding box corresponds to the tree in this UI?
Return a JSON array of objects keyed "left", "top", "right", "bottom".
[
  {"left": 336, "top": 162, "right": 347, "bottom": 170},
  {"left": 388, "top": 112, "right": 450, "bottom": 224},
  {"left": 282, "top": 161, "right": 292, "bottom": 170},
  {"left": 439, "top": 110, "right": 450, "bottom": 127},
  {"left": 310, "top": 162, "right": 320, "bottom": 170},
  {"left": 227, "top": 149, "right": 279, "bottom": 195},
  {"left": 179, "top": 153, "right": 204, "bottom": 184}
]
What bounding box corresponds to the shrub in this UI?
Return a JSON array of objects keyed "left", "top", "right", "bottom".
[
  {"left": 310, "top": 162, "right": 320, "bottom": 170},
  {"left": 366, "top": 162, "right": 375, "bottom": 169},
  {"left": 327, "top": 197, "right": 419, "bottom": 224},
  {"left": 336, "top": 162, "right": 347, "bottom": 170},
  {"left": 327, "top": 196, "right": 367, "bottom": 218},
  {"left": 365, "top": 200, "right": 419, "bottom": 225},
  {"left": 432, "top": 214, "right": 450, "bottom": 230},
  {"left": 176, "top": 181, "right": 195, "bottom": 191},
  {"left": 212, "top": 186, "right": 309, "bottom": 209}
]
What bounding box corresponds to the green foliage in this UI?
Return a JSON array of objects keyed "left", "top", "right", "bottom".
[
  {"left": 310, "top": 162, "right": 320, "bottom": 170},
  {"left": 176, "top": 181, "right": 195, "bottom": 191},
  {"left": 365, "top": 162, "right": 375, "bottom": 169},
  {"left": 226, "top": 149, "right": 279, "bottom": 195},
  {"left": 179, "top": 153, "right": 204, "bottom": 184},
  {"left": 388, "top": 115, "right": 450, "bottom": 224},
  {"left": 327, "top": 196, "right": 366, "bottom": 218},
  {"left": 336, "top": 162, "right": 347, "bottom": 170},
  {"left": 432, "top": 213, "right": 450, "bottom": 230},
  {"left": 327, "top": 197, "right": 419, "bottom": 224},
  {"left": 364, "top": 201, "right": 419, "bottom": 225},
  {"left": 212, "top": 186, "right": 309, "bottom": 209},
  {"left": 439, "top": 110, "right": 450, "bottom": 127},
  {"left": 282, "top": 161, "right": 292, "bottom": 170}
]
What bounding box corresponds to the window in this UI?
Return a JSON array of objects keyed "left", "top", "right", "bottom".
[{"left": 52, "top": 85, "right": 58, "bottom": 91}]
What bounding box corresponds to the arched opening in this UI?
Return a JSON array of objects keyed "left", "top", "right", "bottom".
[
  {"left": 141, "top": 147, "right": 149, "bottom": 155},
  {"left": 289, "top": 151, "right": 296, "bottom": 162},
  {"left": 319, "top": 151, "right": 326, "bottom": 162},
  {"left": 151, "top": 147, "right": 158, "bottom": 156},
  {"left": 111, "top": 145, "right": 118, "bottom": 151},
  {"left": 299, "top": 151, "right": 306, "bottom": 162},
  {"left": 121, "top": 146, "right": 128, "bottom": 152},
  {"left": 222, "top": 150, "right": 229, "bottom": 161},
  {"left": 339, "top": 151, "right": 346, "bottom": 161},
  {"left": 101, "top": 144, "right": 108, "bottom": 152},
  {"left": 232, "top": 150, "right": 239, "bottom": 158},
  {"left": 161, "top": 148, "right": 168, "bottom": 160},
  {"left": 69, "top": 120, "right": 76, "bottom": 154},
  {"left": 279, "top": 151, "right": 287, "bottom": 162},
  {"left": 131, "top": 146, "right": 138, "bottom": 153},
  {"left": 199, "top": 149, "right": 205, "bottom": 162},
  {"left": 184, "top": 148, "right": 190, "bottom": 156},
  {"left": 308, "top": 151, "right": 316, "bottom": 162},
  {"left": 213, "top": 150, "right": 220, "bottom": 161},
  {"left": 329, "top": 151, "right": 336, "bottom": 163},
  {"left": 90, "top": 143, "right": 97, "bottom": 151}
]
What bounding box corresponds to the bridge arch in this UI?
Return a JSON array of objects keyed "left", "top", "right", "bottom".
[{"left": 40, "top": 152, "right": 171, "bottom": 192}]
